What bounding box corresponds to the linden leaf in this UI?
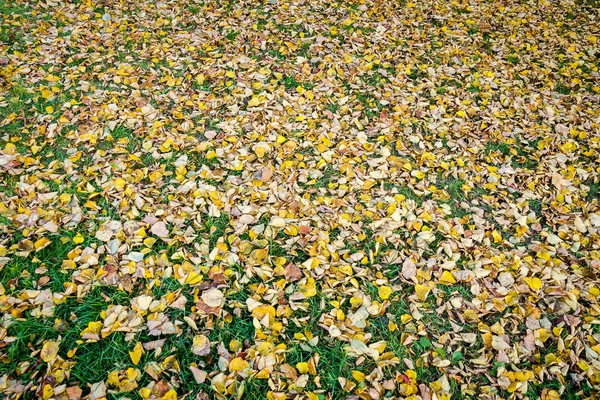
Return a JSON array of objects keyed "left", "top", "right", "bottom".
[
  {"left": 150, "top": 221, "right": 169, "bottom": 238},
  {"left": 41, "top": 340, "right": 59, "bottom": 362},
  {"left": 192, "top": 334, "right": 211, "bottom": 356},
  {"left": 41, "top": 89, "right": 54, "bottom": 99},
  {"left": 201, "top": 288, "right": 224, "bottom": 308},
  {"left": 378, "top": 285, "right": 392, "bottom": 300},
  {"left": 415, "top": 284, "right": 431, "bottom": 301},
  {"left": 229, "top": 357, "right": 249, "bottom": 372},
  {"left": 34, "top": 237, "right": 52, "bottom": 251},
  {"left": 296, "top": 362, "right": 309, "bottom": 374},
  {"left": 439, "top": 271, "right": 457, "bottom": 285},
  {"left": 129, "top": 342, "right": 144, "bottom": 365},
  {"left": 95, "top": 229, "right": 113, "bottom": 242},
  {"left": 523, "top": 277, "right": 542, "bottom": 291},
  {"left": 73, "top": 233, "right": 85, "bottom": 244},
  {"left": 190, "top": 364, "right": 207, "bottom": 384}
]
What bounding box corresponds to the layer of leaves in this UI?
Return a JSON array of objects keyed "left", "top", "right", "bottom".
[{"left": 0, "top": 0, "right": 599, "bottom": 399}]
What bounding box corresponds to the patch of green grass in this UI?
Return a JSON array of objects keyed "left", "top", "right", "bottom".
[
  {"left": 38, "top": 133, "right": 75, "bottom": 162},
  {"left": 188, "top": 151, "right": 220, "bottom": 170},
  {"left": 326, "top": 102, "right": 340, "bottom": 114},
  {"left": 71, "top": 334, "right": 132, "bottom": 384},
  {"left": 210, "top": 311, "right": 255, "bottom": 345},
  {"left": 299, "top": 165, "right": 340, "bottom": 191},
  {"left": 0, "top": 235, "right": 85, "bottom": 292},
  {"left": 0, "top": 173, "right": 18, "bottom": 197},
  {"left": 0, "top": 0, "right": 30, "bottom": 16},
  {"left": 556, "top": 84, "right": 571, "bottom": 95},
  {"left": 225, "top": 30, "right": 239, "bottom": 41},
  {"left": 279, "top": 74, "right": 312, "bottom": 91},
  {"left": 527, "top": 199, "right": 543, "bottom": 216},
  {"left": 367, "top": 312, "right": 409, "bottom": 362},
  {"left": 406, "top": 68, "right": 426, "bottom": 81},
  {"left": 206, "top": 213, "right": 230, "bottom": 250},
  {"left": 437, "top": 284, "right": 474, "bottom": 302},
  {"left": 2, "top": 286, "right": 132, "bottom": 394},
  {"left": 585, "top": 180, "right": 599, "bottom": 202},
  {"left": 0, "top": 1, "right": 31, "bottom": 46},
  {"left": 485, "top": 141, "right": 511, "bottom": 157},
  {"left": 287, "top": 340, "right": 351, "bottom": 398},
  {"left": 576, "top": 0, "right": 600, "bottom": 8}
]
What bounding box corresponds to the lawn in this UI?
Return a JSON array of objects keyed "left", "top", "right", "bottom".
[{"left": 0, "top": 0, "right": 599, "bottom": 399}]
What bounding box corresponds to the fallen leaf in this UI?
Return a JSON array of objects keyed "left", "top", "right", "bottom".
[{"left": 201, "top": 288, "right": 224, "bottom": 308}]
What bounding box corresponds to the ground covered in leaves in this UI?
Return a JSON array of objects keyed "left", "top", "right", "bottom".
[{"left": 0, "top": 0, "right": 599, "bottom": 399}]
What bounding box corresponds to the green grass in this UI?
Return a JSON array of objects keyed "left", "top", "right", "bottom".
[
  {"left": 286, "top": 340, "right": 351, "bottom": 398},
  {"left": 586, "top": 180, "right": 599, "bottom": 202},
  {"left": 1, "top": 0, "right": 599, "bottom": 398},
  {"left": 2, "top": 286, "right": 132, "bottom": 391},
  {"left": 206, "top": 213, "right": 230, "bottom": 250}
]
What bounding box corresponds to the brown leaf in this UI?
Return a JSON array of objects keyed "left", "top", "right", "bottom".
[
  {"left": 260, "top": 167, "right": 273, "bottom": 182},
  {"left": 419, "top": 384, "right": 432, "bottom": 400},
  {"left": 190, "top": 364, "right": 208, "bottom": 384},
  {"left": 401, "top": 258, "right": 416, "bottom": 280},
  {"left": 285, "top": 263, "right": 303, "bottom": 282},
  {"left": 66, "top": 386, "right": 83, "bottom": 400},
  {"left": 151, "top": 221, "right": 169, "bottom": 238}
]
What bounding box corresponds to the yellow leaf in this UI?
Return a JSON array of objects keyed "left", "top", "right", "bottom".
[
  {"left": 185, "top": 271, "right": 203, "bottom": 285},
  {"left": 229, "top": 357, "right": 249, "bottom": 372},
  {"left": 492, "top": 230, "right": 503, "bottom": 243},
  {"left": 129, "top": 342, "right": 144, "bottom": 365},
  {"left": 352, "top": 370, "right": 365, "bottom": 382},
  {"left": 296, "top": 362, "right": 309, "bottom": 374},
  {"left": 3, "top": 143, "right": 16, "bottom": 155},
  {"left": 73, "top": 233, "right": 85, "bottom": 244},
  {"left": 523, "top": 277, "right": 542, "bottom": 291},
  {"left": 59, "top": 193, "right": 72, "bottom": 204},
  {"left": 162, "top": 389, "right": 178, "bottom": 400},
  {"left": 114, "top": 178, "right": 126, "bottom": 190},
  {"left": 41, "top": 340, "right": 59, "bottom": 362},
  {"left": 41, "top": 89, "right": 54, "bottom": 99},
  {"left": 34, "top": 237, "right": 52, "bottom": 251},
  {"left": 400, "top": 314, "right": 412, "bottom": 324},
  {"left": 276, "top": 135, "right": 287, "bottom": 144},
  {"left": 254, "top": 146, "right": 266, "bottom": 158},
  {"left": 415, "top": 284, "right": 431, "bottom": 301},
  {"left": 378, "top": 285, "right": 392, "bottom": 300},
  {"left": 545, "top": 390, "right": 560, "bottom": 400},
  {"left": 439, "top": 271, "right": 457, "bottom": 285},
  {"left": 251, "top": 304, "right": 276, "bottom": 321},
  {"left": 43, "top": 385, "right": 53, "bottom": 400},
  {"left": 412, "top": 170, "right": 425, "bottom": 179},
  {"left": 248, "top": 96, "right": 262, "bottom": 107},
  {"left": 229, "top": 340, "right": 242, "bottom": 352},
  {"left": 149, "top": 171, "right": 163, "bottom": 182},
  {"left": 62, "top": 260, "right": 76, "bottom": 269},
  {"left": 196, "top": 74, "right": 205, "bottom": 85},
  {"left": 255, "top": 368, "right": 270, "bottom": 379}
]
